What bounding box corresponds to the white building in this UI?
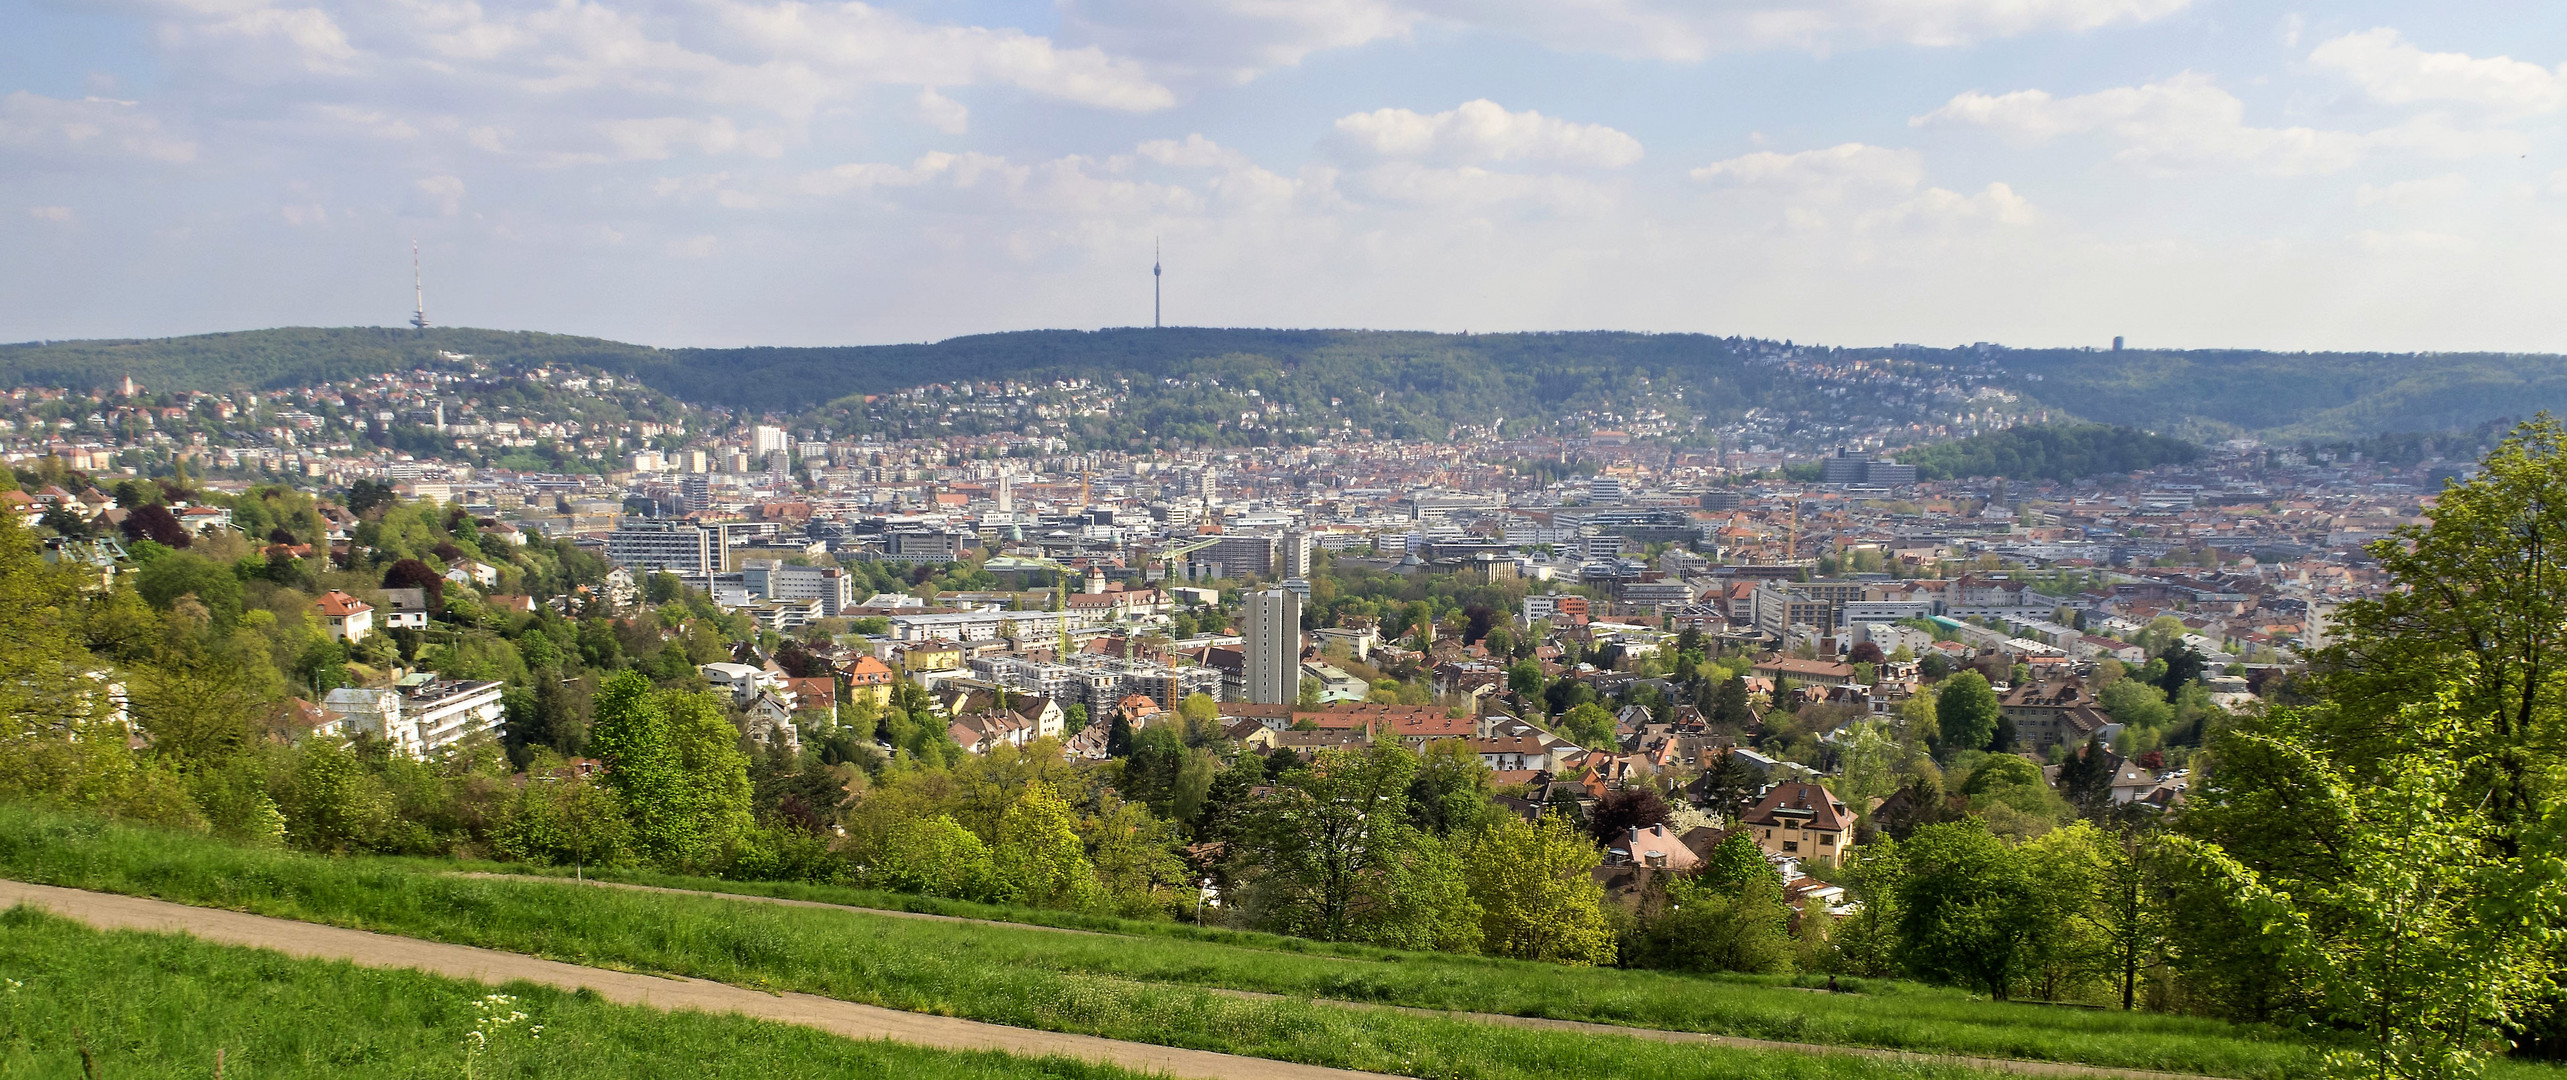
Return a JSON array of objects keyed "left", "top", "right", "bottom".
[
  {"left": 317, "top": 678, "right": 505, "bottom": 757},
  {"left": 739, "top": 558, "right": 855, "bottom": 616},
  {"left": 314, "top": 590, "right": 374, "bottom": 643}
]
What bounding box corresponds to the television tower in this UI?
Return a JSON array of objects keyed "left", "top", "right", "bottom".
[
  {"left": 1152, "top": 238, "right": 1161, "bottom": 329},
  {"left": 409, "top": 240, "right": 431, "bottom": 332}
]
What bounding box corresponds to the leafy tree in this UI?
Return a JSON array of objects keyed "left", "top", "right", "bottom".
[
  {"left": 1695, "top": 750, "right": 1763, "bottom": 822},
  {"left": 1588, "top": 785, "right": 1672, "bottom": 846},
  {"left": 1465, "top": 813, "right": 1613, "bottom": 965},
  {"left": 2099, "top": 677, "right": 2173, "bottom": 729},
  {"left": 2315, "top": 417, "right": 2567, "bottom": 853},
  {"left": 1633, "top": 870, "right": 1796, "bottom": 974},
  {"left": 2167, "top": 703, "right": 2564, "bottom": 1080},
  {"left": 1709, "top": 675, "right": 1753, "bottom": 727},
  {"left": 872, "top": 815, "right": 998, "bottom": 900},
  {"left": 135, "top": 552, "right": 242, "bottom": 624},
  {"left": 992, "top": 783, "right": 1100, "bottom": 910},
  {"left": 1557, "top": 701, "right": 1618, "bottom": 749},
  {"left": 120, "top": 504, "right": 190, "bottom": 548},
  {"left": 1405, "top": 738, "right": 1493, "bottom": 838},
  {"left": 1895, "top": 818, "right": 2056, "bottom": 999},
  {"left": 1696, "top": 829, "right": 1780, "bottom": 894},
  {"left": 494, "top": 776, "right": 632, "bottom": 874},
  {"left": 276, "top": 737, "right": 392, "bottom": 854},
  {"left": 1105, "top": 712, "right": 1134, "bottom": 757},
  {"left": 1932, "top": 671, "right": 2000, "bottom": 759},
  {"left": 1239, "top": 745, "right": 1456, "bottom": 947}
]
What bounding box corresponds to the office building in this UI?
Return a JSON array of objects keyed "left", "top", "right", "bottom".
[
  {"left": 607, "top": 519, "right": 716, "bottom": 576},
  {"left": 740, "top": 558, "right": 855, "bottom": 616}
]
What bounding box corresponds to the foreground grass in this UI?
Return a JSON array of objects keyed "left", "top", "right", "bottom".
[
  {"left": 0, "top": 804, "right": 2513, "bottom": 1080},
  {"left": 0, "top": 905, "right": 1140, "bottom": 1079}
]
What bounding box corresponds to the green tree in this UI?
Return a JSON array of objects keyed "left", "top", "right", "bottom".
[
  {"left": 495, "top": 776, "right": 633, "bottom": 875},
  {"left": 1465, "top": 813, "right": 1613, "bottom": 965},
  {"left": 1558, "top": 701, "right": 1618, "bottom": 749},
  {"left": 1895, "top": 818, "right": 2056, "bottom": 999},
  {"left": 2098, "top": 677, "right": 2172, "bottom": 729},
  {"left": 992, "top": 783, "right": 1100, "bottom": 910},
  {"left": 1239, "top": 745, "right": 1455, "bottom": 947},
  {"left": 2317, "top": 417, "right": 2567, "bottom": 854},
  {"left": 1932, "top": 671, "right": 2000, "bottom": 759},
  {"left": 2169, "top": 699, "right": 2565, "bottom": 1079},
  {"left": 276, "top": 737, "right": 392, "bottom": 854},
  {"left": 872, "top": 815, "right": 998, "bottom": 900},
  {"left": 1634, "top": 871, "right": 1797, "bottom": 975},
  {"left": 1406, "top": 739, "right": 1494, "bottom": 837}
]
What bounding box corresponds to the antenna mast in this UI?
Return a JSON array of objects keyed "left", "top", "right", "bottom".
[
  {"left": 1152, "top": 238, "right": 1161, "bottom": 329},
  {"left": 409, "top": 241, "right": 431, "bottom": 332}
]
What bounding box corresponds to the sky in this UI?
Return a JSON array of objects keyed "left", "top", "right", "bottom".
[{"left": 4, "top": 0, "right": 2566, "bottom": 353}]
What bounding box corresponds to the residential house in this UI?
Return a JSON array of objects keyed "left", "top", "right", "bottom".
[
  {"left": 1738, "top": 780, "right": 1854, "bottom": 868},
  {"left": 314, "top": 590, "right": 374, "bottom": 643},
  {"left": 1998, "top": 675, "right": 2112, "bottom": 750},
  {"left": 1608, "top": 823, "right": 1701, "bottom": 872}
]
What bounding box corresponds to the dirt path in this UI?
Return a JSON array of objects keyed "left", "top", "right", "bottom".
[
  {"left": 0, "top": 878, "right": 1381, "bottom": 1080},
  {"left": 458, "top": 872, "right": 2209, "bottom": 1080}
]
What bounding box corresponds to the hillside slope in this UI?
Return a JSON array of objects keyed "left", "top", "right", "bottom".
[{"left": 10, "top": 325, "right": 2565, "bottom": 442}]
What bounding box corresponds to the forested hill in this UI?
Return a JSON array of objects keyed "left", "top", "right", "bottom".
[
  {"left": 1900, "top": 424, "right": 2202, "bottom": 481},
  {"left": 10, "top": 325, "right": 2567, "bottom": 442}
]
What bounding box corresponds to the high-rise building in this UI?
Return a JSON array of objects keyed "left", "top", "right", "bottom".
[
  {"left": 753, "top": 425, "right": 790, "bottom": 456},
  {"left": 1243, "top": 588, "right": 1302, "bottom": 705},
  {"left": 606, "top": 519, "right": 715, "bottom": 576},
  {"left": 1281, "top": 529, "right": 1314, "bottom": 579}
]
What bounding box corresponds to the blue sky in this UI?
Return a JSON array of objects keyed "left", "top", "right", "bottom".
[{"left": 4, "top": 0, "right": 2565, "bottom": 352}]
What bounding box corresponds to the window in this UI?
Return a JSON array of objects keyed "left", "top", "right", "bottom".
[
  {"left": 1821, "top": 833, "right": 1835, "bottom": 846},
  {"left": 1782, "top": 841, "right": 1799, "bottom": 853}
]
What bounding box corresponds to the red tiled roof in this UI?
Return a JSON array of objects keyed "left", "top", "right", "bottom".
[{"left": 314, "top": 590, "right": 372, "bottom": 617}]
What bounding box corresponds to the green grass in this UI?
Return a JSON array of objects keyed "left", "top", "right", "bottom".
[
  {"left": 3, "top": 804, "right": 2546, "bottom": 1080},
  {"left": 0, "top": 905, "right": 1142, "bottom": 1079}
]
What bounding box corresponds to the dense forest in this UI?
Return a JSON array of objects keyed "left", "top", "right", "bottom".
[{"left": 1898, "top": 424, "right": 2203, "bottom": 482}]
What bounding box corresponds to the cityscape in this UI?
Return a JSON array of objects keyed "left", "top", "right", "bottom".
[{"left": 6, "top": 1, "right": 2567, "bottom": 1078}]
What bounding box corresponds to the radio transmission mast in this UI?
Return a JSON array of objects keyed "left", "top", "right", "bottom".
[{"left": 409, "top": 241, "right": 431, "bottom": 332}]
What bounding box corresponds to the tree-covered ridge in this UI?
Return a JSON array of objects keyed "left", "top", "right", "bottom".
[
  {"left": 1987, "top": 346, "right": 2567, "bottom": 442},
  {"left": 20, "top": 325, "right": 2567, "bottom": 449},
  {"left": 1899, "top": 423, "right": 2202, "bottom": 481}
]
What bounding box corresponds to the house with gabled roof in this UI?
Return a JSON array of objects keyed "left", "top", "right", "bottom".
[{"left": 1739, "top": 779, "right": 1854, "bottom": 868}]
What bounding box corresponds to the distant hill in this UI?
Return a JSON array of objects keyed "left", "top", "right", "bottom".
[
  {"left": 1898, "top": 423, "right": 2202, "bottom": 482},
  {"left": 8, "top": 326, "right": 2565, "bottom": 443}
]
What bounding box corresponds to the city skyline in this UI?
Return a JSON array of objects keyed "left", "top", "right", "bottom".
[{"left": 4, "top": 1, "right": 2565, "bottom": 352}]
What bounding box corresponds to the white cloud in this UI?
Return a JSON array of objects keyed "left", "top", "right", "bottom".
[
  {"left": 917, "top": 89, "right": 969, "bottom": 135},
  {"left": 1691, "top": 142, "right": 1924, "bottom": 198},
  {"left": 2355, "top": 173, "right": 2469, "bottom": 207},
  {"left": 1693, "top": 141, "right": 2027, "bottom": 233},
  {"left": 1858, "top": 182, "right": 2034, "bottom": 231},
  {"left": 28, "top": 206, "right": 75, "bottom": 223},
  {"left": 2310, "top": 29, "right": 2567, "bottom": 114},
  {"left": 1057, "top": 0, "right": 1422, "bottom": 85},
  {"left": 715, "top": 2, "right": 1174, "bottom": 112},
  {"left": 415, "top": 174, "right": 465, "bottom": 216},
  {"left": 1911, "top": 73, "right": 2519, "bottom": 175},
  {"left": 595, "top": 116, "right": 789, "bottom": 162},
  {"left": 0, "top": 92, "right": 196, "bottom": 164},
  {"left": 280, "top": 202, "right": 328, "bottom": 226},
  {"left": 1332, "top": 100, "right": 1642, "bottom": 168},
  {"left": 1057, "top": 0, "right": 2192, "bottom": 82},
  {"left": 1140, "top": 134, "right": 1253, "bottom": 170}
]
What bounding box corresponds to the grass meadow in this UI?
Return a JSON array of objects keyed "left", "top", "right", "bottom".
[
  {"left": 0, "top": 904, "right": 1146, "bottom": 1080},
  {"left": 7, "top": 804, "right": 2554, "bottom": 1080}
]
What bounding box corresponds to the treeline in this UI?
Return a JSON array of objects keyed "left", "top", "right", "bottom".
[{"left": 1900, "top": 423, "right": 2202, "bottom": 482}]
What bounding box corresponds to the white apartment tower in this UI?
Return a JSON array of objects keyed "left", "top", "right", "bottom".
[{"left": 1243, "top": 588, "right": 1302, "bottom": 705}]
